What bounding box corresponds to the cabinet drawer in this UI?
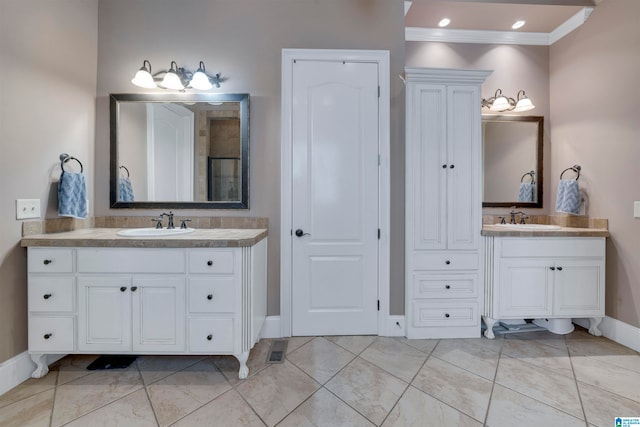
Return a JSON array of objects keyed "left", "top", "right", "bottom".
[
  {"left": 28, "top": 248, "right": 73, "bottom": 273},
  {"left": 77, "top": 248, "right": 185, "bottom": 273},
  {"left": 188, "top": 318, "right": 234, "bottom": 352},
  {"left": 500, "top": 238, "right": 605, "bottom": 258},
  {"left": 188, "top": 250, "right": 235, "bottom": 274},
  {"left": 412, "top": 252, "right": 479, "bottom": 271},
  {"left": 412, "top": 302, "right": 478, "bottom": 328},
  {"left": 29, "top": 277, "right": 74, "bottom": 312},
  {"left": 29, "top": 316, "right": 74, "bottom": 352},
  {"left": 189, "top": 277, "right": 235, "bottom": 314},
  {"left": 413, "top": 274, "right": 477, "bottom": 299}
]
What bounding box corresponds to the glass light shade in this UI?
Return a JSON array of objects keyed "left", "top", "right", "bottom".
[
  {"left": 514, "top": 97, "right": 535, "bottom": 112},
  {"left": 490, "top": 96, "right": 510, "bottom": 112},
  {"left": 160, "top": 71, "right": 184, "bottom": 90},
  {"left": 190, "top": 71, "right": 213, "bottom": 90},
  {"left": 131, "top": 69, "right": 157, "bottom": 88}
]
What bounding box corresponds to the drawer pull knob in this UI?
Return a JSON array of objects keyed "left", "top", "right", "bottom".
[
  {"left": 43, "top": 294, "right": 52, "bottom": 299},
  {"left": 44, "top": 333, "right": 52, "bottom": 339},
  {"left": 442, "top": 164, "right": 447, "bottom": 169},
  {"left": 557, "top": 266, "right": 563, "bottom": 271},
  {"left": 550, "top": 266, "right": 556, "bottom": 271},
  {"left": 444, "top": 313, "right": 450, "bottom": 318},
  {"left": 207, "top": 260, "right": 213, "bottom": 266},
  {"left": 207, "top": 294, "right": 213, "bottom": 300},
  {"left": 449, "top": 164, "right": 455, "bottom": 169},
  {"left": 120, "top": 286, "right": 127, "bottom": 292},
  {"left": 43, "top": 259, "right": 52, "bottom": 265},
  {"left": 131, "top": 286, "right": 138, "bottom": 292},
  {"left": 445, "top": 260, "right": 451, "bottom": 265},
  {"left": 207, "top": 334, "right": 213, "bottom": 341},
  {"left": 445, "top": 285, "right": 451, "bottom": 289}
]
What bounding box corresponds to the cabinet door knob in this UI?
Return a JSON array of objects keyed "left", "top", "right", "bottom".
[
  {"left": 442, "top": 164, "right": 447, "bottom": 169},
  {"left": 445, "top": 285, "right": 451, "bottom": 289},
  {"left": 550, "top": 266, "right": 556, "bottom": 271},
  {"left": 449, "top": 164, "right": 455, "bottom": 169},
  {"left": 43, "top": 259, "right": 52, "bottom": 265},
  {"left": 207, "top": 294, "right": 213, "bottom": 300},
  {"left": 43, "top": 293, "right": 52, "bottom": 300},
  {"left": 207, "top": 334, "right": 213, "bottom": 341},
  {"left": 557, "top": 266, "right": 563, "bottom": 271},
  {"left": 445, "top": 260, "right": 451, "bottom": 265},
  {"left": 207, "top": 260, "right": 213, "bottom": 266},
  {"left": 44, "top": 333, "right": 52, "bottom": 339},
  {"left": 444, "top": 313, "right": 450, "bottom": 318},
  {"left": 131, "top": 286, "right": 138, "bottom": 292},
  {"left": 120, "top": 286, "right": 127, "bottom": 292}
]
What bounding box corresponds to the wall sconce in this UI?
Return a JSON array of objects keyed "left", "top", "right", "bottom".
[
  {"left": 131, "top": 60, "right": 224, "bottom": 91},
  {"left": 481, "top": 89, "right": 535, "bottom": 112}
]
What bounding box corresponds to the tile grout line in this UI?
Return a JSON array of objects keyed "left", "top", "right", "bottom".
[
  {"left": 565, "top": 339, "right": 591, "bottom": 427},
  {"left": 483, "top": 336, "right": 506, "bottom": 427}
]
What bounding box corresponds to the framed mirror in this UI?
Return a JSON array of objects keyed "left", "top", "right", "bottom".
[
  {"left": 482, "top": 115, "right": 543, "bottom": 208},
  {"left": 110, "top": 93, "right": 249, "bottom": 209}
]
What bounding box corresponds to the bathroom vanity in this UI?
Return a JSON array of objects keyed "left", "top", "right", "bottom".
[
  {"left": 21, "top": 228, "right": 267, "bottom": 379},
  {"left": 482, "top": 225, "right": 608, "bottom": 339}
]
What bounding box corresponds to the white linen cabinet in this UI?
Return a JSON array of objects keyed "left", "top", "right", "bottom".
[{"left": 405, "top": 68, "right": 491, "bottom": 338}]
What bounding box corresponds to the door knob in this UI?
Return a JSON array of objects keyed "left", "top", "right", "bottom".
[{"left": 295, "top": 229, "right": 310, "bottom": 237}]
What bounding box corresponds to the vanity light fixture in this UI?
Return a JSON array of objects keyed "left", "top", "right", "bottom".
[
  {"left": 482, "top": 89, "right": 535, "bottom": 112},
  {"left": 131, "top": 60, "right": 224, "bottom": 91}
]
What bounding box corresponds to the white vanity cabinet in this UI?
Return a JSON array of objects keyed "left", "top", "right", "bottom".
[
  {"left": 26, "top": 238, "right": 267, "bottom": 380},
  {"left": 483, "top": 236, "right": 605, "bottom": 339},
  {"left": 405, "top": 68, "right": 491, "bottom": 339}
]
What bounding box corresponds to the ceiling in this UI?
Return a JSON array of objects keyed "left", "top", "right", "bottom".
[{"left": 405, "top": 0, "right": 598, "bottom": 45}]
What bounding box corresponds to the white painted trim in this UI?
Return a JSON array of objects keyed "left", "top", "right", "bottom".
[
  {"left": 574, "top": 316, "right": 640, "bottom": 353},
  {"left": 406, "top": 7, "right": 593, "bottom": 46},
  {"left": 280, "top": 48, "right": 391, "bottom": 338},
  {"left": 404, "top": 1, "right": 412, "bottom": 16},
  {"left": 0, "top": 353, "right": 64, "bottom": 397},
  {"left": 260, "top": 316, "right": 282, "bottom": 339},
  {"left": 384, "top": 316, "right": 406, "bottom": 337}
]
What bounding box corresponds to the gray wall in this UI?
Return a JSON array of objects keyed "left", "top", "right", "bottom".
[
  {"left": 95, "top": 0, "right": 407, "bottom": 316},
  {"left": 550, "top": 0, "right": 640, "bottom": 328},
  {"left": 0, "top": 0, "right": 98, "bottom": 363}
]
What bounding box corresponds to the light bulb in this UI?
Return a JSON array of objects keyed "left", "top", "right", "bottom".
[
  {"left": 190, "top": 71, "right": 213, "bottom": 90},
  {"left": 160, "top": 71, "right": 184, "bottom": 90}
]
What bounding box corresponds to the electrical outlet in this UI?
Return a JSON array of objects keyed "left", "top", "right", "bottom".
[
  {"left": 634, "top": 201, "right": 640, "bottom": 218},
  {"left": 16, "top": 199, "right": 41, "bottom": 220}
]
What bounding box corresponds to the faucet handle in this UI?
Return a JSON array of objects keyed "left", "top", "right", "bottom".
[
  {"left": 180, "top": 219, "right": 192, "bottom": 229},
  {"left": 498, "top": 216, "right": 506, "bottom": 224},
  {"left": 520, "top": 214, "right": 529, "bottom": 224},
  {"left": 151, "top": 216, "right": 164, "bottom": 229}
]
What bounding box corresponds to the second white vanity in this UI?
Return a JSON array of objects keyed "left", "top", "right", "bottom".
[
  {"left": 482, "top": 224, "right": 608, "bottom": 339},
  {"left": 21, "top": 228, "right": 267, "bottom": 379}
]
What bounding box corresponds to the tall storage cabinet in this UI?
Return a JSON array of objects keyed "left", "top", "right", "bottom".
[{"left": 405, "top": 68, "right": 491, "bottom": 339}]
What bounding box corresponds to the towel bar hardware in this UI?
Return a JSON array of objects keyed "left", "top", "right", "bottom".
[
  {"left": 59, "top": 153, "right": 83, "bottom": 173},
  {"left": 560, "top": 165, "right": 581, "bottom": 180},
  {"left": 119, "top": 165, "right": 130, "bottom": 178},
  {"left": 520, "top": 170, "right": 535, "bottom": 184}
]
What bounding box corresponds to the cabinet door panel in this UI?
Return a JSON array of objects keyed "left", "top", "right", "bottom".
[
  {"left": 78, "top": 277, "right": 131, "bottom": 352},
  {"left": 132, "top": 277, "right": 185, "bottom": 352},
  {"left": 498, "top": 259, "right": 552, "bottom": 318},
  {"left": 554, "top": 259, "right": 605, "bottom": 316}
]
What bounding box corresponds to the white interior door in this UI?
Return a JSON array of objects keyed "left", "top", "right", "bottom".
[
  {"left": 147, "top": 103, "right": 194, "bottom": 201},
  {"left": 291, "top": 60, "right": 379, "bottom": 336}
]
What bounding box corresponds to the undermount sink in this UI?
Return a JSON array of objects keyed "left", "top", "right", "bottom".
[
  {"left": 493, "top": 223, "right": 562, "bottom": 231},
  {"left": 117, "top": 227, "right": 196, "bottom": 237}
]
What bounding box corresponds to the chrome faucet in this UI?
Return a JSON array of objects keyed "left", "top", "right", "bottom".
[
  {"left": 509, "top": 209, "right": 527, "bottom": 224},
  {"left": 162, "top": 211, "right": 175, "bottom": 229}
]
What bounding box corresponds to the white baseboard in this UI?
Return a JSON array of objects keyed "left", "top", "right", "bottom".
[
  {"left": 258, "top": 315, "right": 407, "bottom": 339},
  {"left": 574, "top": 316, "right": 640, "bottom": 353},
  {"left": 0, "top": 353, "right": 65, "bottom": 397},
  {"left": 260, "top": 316, "right": 283, "bottom": 339}
]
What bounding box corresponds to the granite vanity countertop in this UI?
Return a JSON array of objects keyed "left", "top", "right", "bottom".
[
  {"left": 20, "top": 228, "right": 268, "bottom": 248},
  {"left": 481, "top": 225, "right": 609, "bottom": 238}
]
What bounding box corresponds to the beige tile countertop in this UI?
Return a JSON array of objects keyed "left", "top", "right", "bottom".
[
  {"left": 481, "top": 224, "right": 609, "bottom": 238},
  {"left": 20, "top": 228, "right": 268, "bottom": 248}
]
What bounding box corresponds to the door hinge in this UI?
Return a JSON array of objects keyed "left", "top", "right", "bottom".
[
  {"left": 378, "top": 86, "right": 380, "bottom": 98},
  {"left": 377, "top": 300, "right": 380, "bottom": 311},
  {"left": 378, "top": 154, "right": 381, "bottom": 166},
  {"left": 378, "top": 229, "right": 381, "bottom": 239}
]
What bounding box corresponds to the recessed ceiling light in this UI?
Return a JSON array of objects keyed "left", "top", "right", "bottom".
[
  {"left": 438, "top": 18, "right": 451, "bottom": 28},
  {"left": 512, "top": 20, "right": 526, "bottom": 30}
]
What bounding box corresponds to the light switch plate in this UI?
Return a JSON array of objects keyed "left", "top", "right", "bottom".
[
  {"left": 635, "top": 201, "right": 640, "bottom": 218},
  {"left": 16, "top": 199, "right": 41, "bottom": 220}
]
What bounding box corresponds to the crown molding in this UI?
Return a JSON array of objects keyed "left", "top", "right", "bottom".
[{"left": 406, "top": 6, "right": 594, "bottom": 46}]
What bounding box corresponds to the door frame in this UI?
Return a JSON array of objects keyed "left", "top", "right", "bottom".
[{"left": 280, "top": 48, "right": 390, "bottom": 337}]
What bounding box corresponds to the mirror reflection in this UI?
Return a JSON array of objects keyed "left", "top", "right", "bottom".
[
  {"left": 482, "top": 115, "right": 543, "bottom": 208},
  {"left": 110, "top": 93, "right": 249, "bottom": 209}
]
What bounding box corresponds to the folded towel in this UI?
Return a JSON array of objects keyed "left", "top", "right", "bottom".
[
  {"left": 58, "top": 171, "right": 87, "bottom": 219},
  {"left": 518, "top": 182, "right": 534, "bottom": 202},
  {"left": 118, "top": 177, "right": 135, "bottom": 202},
  {"left": 556, "top": 179, "right": 581, "bottom": 215}
]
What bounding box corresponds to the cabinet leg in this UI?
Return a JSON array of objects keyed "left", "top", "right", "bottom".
[
  {"left": 483, "top": 316, "right": 497, "bottom": 340},
  {"left": 588, "top": 317, "right": 603, "bottom": 336},
  {"left": 30, "top": 354, "right": 49, "bottom": 378},
  {"left": 235, "top": 351, "right": 250, "bottom": 379}
]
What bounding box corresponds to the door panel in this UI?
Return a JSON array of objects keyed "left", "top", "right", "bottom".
[{"left": 291, "top": 60, "right": 379, "bottom": 335}]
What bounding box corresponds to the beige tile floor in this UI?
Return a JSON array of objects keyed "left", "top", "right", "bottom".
[{"left": 2, "top": 326, "right": 640, "bottom": 426}]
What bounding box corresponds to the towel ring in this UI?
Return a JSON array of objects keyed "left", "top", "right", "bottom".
[
  {"left": 520, "top": 170, "right": 535, "bottom": 184},
  {"left": 560, "top": 164, "right": 581, "bottom": 181},
  {"left": 59, "top": 153, "right": 83, "bottom": 173},
  {"left": 119, "top": 165, "right": 130, "bottom": 178}
]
